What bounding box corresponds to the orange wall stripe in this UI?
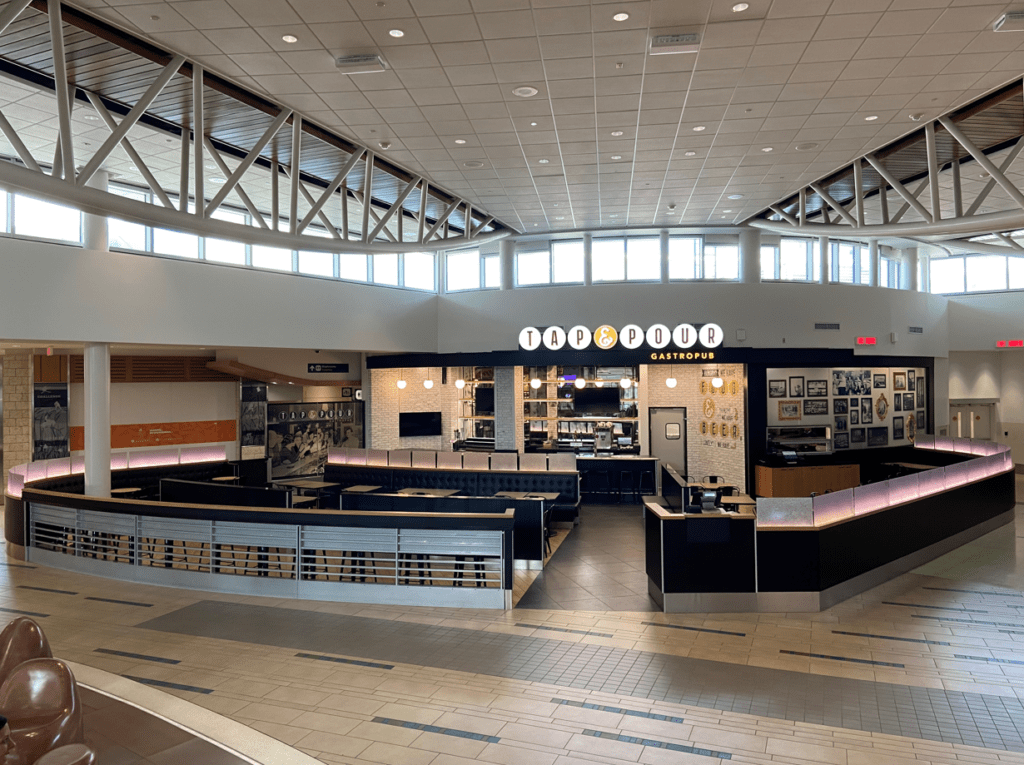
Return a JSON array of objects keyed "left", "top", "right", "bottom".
[{"left": 69, "top": 420, "right": 237, "bottom": 451}]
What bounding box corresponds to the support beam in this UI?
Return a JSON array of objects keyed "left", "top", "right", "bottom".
[
  {"left": 952, "top": 159, "right": 962, "bottom": 219},
  {"left": 367, "top": 175, "right": 421, "bottom": 243},
  {"left": 205, "top": 107, "right": 291, "bottom": 217},
  {"left": 193, "top": 64, "right": 204, "bottom": 219},
  {"left": 79, "top": 54, "right": 186, "bottom": 187},
  {"left": 282, "top": 166, "right": 340, "bottom": 238},
  {"left": 0, "top": 110, "right": 41, "bottom": 172},
  {"left": 296, "top": 148, "right": 364, "bottom": 234},
  {"left": 853, "top": 159, "right": 864, "bottom": 227},
  {"left": 798, "top": 188, "right": 806, "bottom": 226},
  {"left": 471, "top": 215, "right": 495, "bottom": 237},
  {"left": 423, "top": 198, "right": 461, "bottom": 241},
  {"left": 178, "top": 123, "right": 189, "bottom": 211},
  {"left": 361, "top": 151, "right": 374, "bottom": 242},
  {"left": 768, "top": 204, "right": 799, "bottom": 226},
  {"left": 289, "top": 115, "right": 301, "bottom": 234},
  {"left": 925, "top": 122, "right": 941, "bottom": 221},
  {"left": 891, "top": 177, "right": 930, "bottom": 224},
  {"left": 83, "top": 342, "right": 110, "bottom": 498},
  {"left": 48, "top": 0, "right": 74, "bottom": 183},
  {"left": 417, "top": 182, "right": 428, "bottom": 244},
  {"left": 996, "top": 232, "right": 1024, "bottom": 251},
  {"left": 809, "top": 182, "right": 858, "bottom": 226},
  {"left": 965, "top": 138, "right": 1024, "bottom": 217},
  {"left": 271, "top": 157, "right": 279, "bottom": 228},
  {"left": 939, "top": 116, "right": 1024, "bottom": 212},
  {"left": 880, "top": 186, "right": 889, "bottom": 224},
  {"left": 864, "top": 155, "right": 933, "bottom": 223},
  {"left": 88, "top": 92, "right": 173, "bottom": 210},
  {"left": 341, "top": 186, "right": 349, "bottom": 240},
  {"left": 0, "top": 0, "right": 31, "bottom": 38},
  {"left": 202, "top": 136, "right": 268, "bottom": 229}
]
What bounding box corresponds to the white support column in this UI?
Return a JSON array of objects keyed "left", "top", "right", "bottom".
[
  {"left": 659, "top": 229, "right": 670, "bottom": 283},
  {"left": 738, "top": 227, "right": 761, "bottom": 284},
  {"left": 82, "top": 170, "right": 108, "bottom": 252},
  {"left": 906, "top": 247, "right": 920, "bottom": 292},
  {"left": 818, "top": 236, "right": 829, "bottom": 284},
  {"left": 499, "top": 238, "right": 514, "bottom": 291},
  {"left": 83, "top": 342, "right": 110, "bottom": 498},
  {"left": 869, "top": 239, "right": 880, "bottom": 286},
  {"left": 583, "top": 233, "right": 593, "bottom": 286}
]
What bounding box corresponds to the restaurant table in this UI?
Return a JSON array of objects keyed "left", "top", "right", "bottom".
[
  {"left": 110, "top": 487, "right": 142, "bottom": 496},
  {"left": 397, "top": 487, "right": 461, "bottom": 497},
  {"left": 210, "top": 475, "right": 239, "bottom": 483},
  {"left": 494, "top": 491, "right": 529, "bottom": 499},
  {"left": 885, "top": 462, "right": 935, "bottom": 471},
  {"left": 522, "top": 492, "right": 560, "bottom": 501},
  {"left": 273, "top": 479, "right": 340, "bottom": 508},
  {"left": 341, "top": 485, "right": 383, "bottom": 493},
  {"left": 720, "top": 496, "right": 756, "bottom": 506}
]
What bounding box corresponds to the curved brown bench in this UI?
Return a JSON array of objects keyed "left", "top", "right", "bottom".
[
  {"left": 0, "top": 617, "right": 52, "bottom": 688},
  {"left": 0, "top": 658, "right": 83, "bottom": 765}
]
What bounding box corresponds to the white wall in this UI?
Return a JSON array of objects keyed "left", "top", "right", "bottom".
[
  {"left": 949, "top": 351, "right": 1001, "bottom": 400},
  {"left": 948, "top": 293, "right": 1024, "bottom": 350},
  {"left": 219, "top": 348, "right": 362, "bottom": 382},
  {"left": 0, "top": 239, "right": 438, "bottom": 353}
]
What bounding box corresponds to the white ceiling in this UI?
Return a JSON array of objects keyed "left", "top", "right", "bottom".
[{"left": 10, "top": 0, "right": 1024, "bottom": 233}]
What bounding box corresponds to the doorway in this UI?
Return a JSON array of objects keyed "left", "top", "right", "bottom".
[
  {"left": 950, "top": 403, "right": 994, "bottom": 440},
  {"left": 649, "top": 407, "right": 687, "bottom": 477}
]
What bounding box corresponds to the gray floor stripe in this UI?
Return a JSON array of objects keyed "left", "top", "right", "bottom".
[
  {"left": 85, "top": 596, "right": 154, "bottom": 607},
  {"left": 583, "top": 729, "right": 732, "bottom": 759},
  {"left": 372, "top": 717, "right": 500, "bottom": 743},
  {"left": 138, "top": 600, "right": 1024, "bottom": 752},
  {"left": 95, "top": 648, "right": 179, "bottom": 665},
  {"left": 122, "top": 674, "right": 213, "bottom": 694},
  {"left": 295, "top": 652, "right": 394, "bottom": 670},
  {"left": 18, "top": 585, "right": 77, "bottom": 595},
  {"left": 0, "top": 606, "right": 48, "bottom": 618}
]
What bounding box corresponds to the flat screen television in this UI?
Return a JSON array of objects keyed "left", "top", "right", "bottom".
[
  {"left": 475, "top": 386, "right": 495, "bottom": 415},
  {"left": 399, "top": 411, "right": 443, "bottom": 437},
  {"left": 574, "top": 387, "right": 620, "bottom": 415}
]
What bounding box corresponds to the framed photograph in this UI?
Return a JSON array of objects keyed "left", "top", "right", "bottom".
[
  {"left": 834, "top": 432, "right": 850, "bottom": 449},
  {"left": 833, "top": 398, "right": 848, "bottom": 414},
  {"left": 903, "top": 393, "right": 914, "bottom": 411},
  {"left": 894, "top": 395, "right": 902, "bottom": 412},
  {"left": 342, "top": 387, "right": 353, "bottom": 398},
  {"left": 892, "top": 416, "right": 905, "bottom": 441},
  {"left": 806, "top": 379, "right": 828, "bottom": 398},
  {"left": 851, "top": 427, "right": 865, "bottom": 443},
  {"left": 908, "top": 370, "right": 916, "bottom": 391},
  {"left": 832, "top": 370, "right": 849, "bottom": 396},
  {"left": 852, "top": 370, "right": 872, "bottom": 395},
  {"left": 789, "top": 376, "right": 805, "bottom": 398},
  {"left": 860, "top": 398, "right": 873, "bottom": 424},
  {"left": 893, "top": 372, "right": 907, "bottom": 391},
  {"left": 803, "top": 399, "right": 828, "bottom": 416},
  {"left": 850, "top": 408, "right": 859, "bottom": 425},
  {"left": 873, "top": 373, "right": 887, "bottom": 389},
  {"left": 916, "top": 411, "right": 925, "bottom": 428},
  {"left": 907, "top": 414, "right": 917, "bottom": 443},
  {"left": 835, "top": 415, "right": 848, "bottom": 432},
  {"left": 769, "top": 379, "right": 787, "bottom": 398},
  {"left": 917, "top": 387, "right": 925, "bottom": 409},
  {"left": 778, "top": 400, "right": 801, "bottom": 421},
  {"left": 876, "top": 393, "right": 888, "bottom": 422},
  {"left": 868, "top": 427, "right": 889, "bottom": 447}
]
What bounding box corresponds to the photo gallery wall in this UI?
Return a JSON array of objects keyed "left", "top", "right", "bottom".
[{"left": 767, "top": 366, "right": 927, "bottom": 450}]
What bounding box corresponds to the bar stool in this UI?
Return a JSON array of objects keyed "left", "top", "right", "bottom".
[
  {"left": 618, "top": 470, "right": 638, "bottom": 504},
  {"left": 587, "top": 467, "right": 611, "bottom": 501},
  {"left": 638, "top": 468, "right": 656, "bottom": 498},
  {"left": 399, "top": 553, "right": 433, "bottom": 585}
]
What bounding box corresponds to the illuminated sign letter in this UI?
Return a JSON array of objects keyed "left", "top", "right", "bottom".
[
  {"left": 646, "top": 324, "right": 670, "bottom": 349},
  {"left": 620, "top": 324, "right": 644, "bottom": 349},
  {"left": 543, "top": 326, "right": 567, "bottom": 350},
  {"left": 567, "top": 325, "right": 592, "bottom": 350},
  {"left": 672, "top": 323, "right": 697, "bottom": 349},
  {"left": 699, "top": 323, "right": 723, "bottom": 348},
  {"left": 519, "top": 327, "right": 542, "bottom": 350}
]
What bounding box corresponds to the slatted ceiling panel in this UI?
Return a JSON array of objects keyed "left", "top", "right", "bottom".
[
  {"left": 67, "top": 356, "right": 235, "bottom": 383},
  {"left": 109, "top": 356, "right": 129, "bottom": 381}
]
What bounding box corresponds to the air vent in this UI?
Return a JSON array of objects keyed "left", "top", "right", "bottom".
[
  {"left": 814, "top": 323, "right": 840, "bottom": 331},
  {"left": 994, "top": 12, "right": 1024, "bottom": 31},
  {"left": 650, "top": 33, "right": 700, "bottom": 55},
  {"left": 908, "top": 326, "right": 924, "bottom": 334},
  {"left": 335, "top": 54, "right": 387, "bottom": 74}
]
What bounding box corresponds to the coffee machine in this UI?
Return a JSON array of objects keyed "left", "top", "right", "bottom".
[{"left": 595, "top": 422, "right": 614, "bottom": 451}]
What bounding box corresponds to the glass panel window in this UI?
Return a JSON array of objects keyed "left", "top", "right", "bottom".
[
  {"left": 483, "top": 254, "right": 501, "bottom": 288},
  {"left": 211, "top": 207, "right": 246, "bottom": 226},
  {"left": 860, "top": 247, "right": 871, "bottom": 284},
  {"left": 373, "top": 252, "right": 399, "bottom": 285},
  {"left": 930, "top": 257, "right": 965, "bottom": 294},
  {"left": 1009, "top": 257, "right": 1024, "bottom": 289},
  {"left": 107, "top": 186, "right": 146, "bottom": 251},
  {"left": 340, "top": 253, "right": 368, "bottom": 282},
  {"left": 298, "top": 250, "right": 334, "bottom": 277},
  {"left": 626, "top": 237, "right": 660, "bottom": 280},
  {"left": 447, "top": 249, "right": 480, "bottom": 291},
  {"left": 592, "top": 238, "right": 625, "bottom": 281},
  {"left": 880, "top": 257, "right": 891, "bottom": 288},
  {"left": 780, "top": 238, "right": 809, "bottom": 281},
  {"left": 836, "top": 243, "right": 856, "bottom": 283},
  {"left": 252, "top": 245, "right": 293, "bottom": 271},
  {"left": 516, "top": 249, "right": 550, "bottom": 286},
  {"left": 404, "top": 251, "right": 435, "bottom": 291},
  {"left": 552, "top": 240, "right": 584, "bottom": 283},
  {"left": 153, "top": 228, "right": 199, "bottom": 258},
  {"left": 760, "top": 245, "right": 777, "bottom": 280},
  {"left": 812, "top": 240, "right": 820, "bottom": 282},
  {"left": 0, "top": 189, "right": 7, "bottom": 232},
  {"left": 668, "top": 237, "right": 699, "bottom": 279},
  {"left": 704, "top": 244, "right": 738, "bottom": 280},
  {"left": 205, "top": 238, "right": 246, "bottom": 265},
  {"left": 966, "top": 255, "right": 1007, "bottom": 292},
  {"left": 14, "top": 195, "right": 81, "bottom": 242}
]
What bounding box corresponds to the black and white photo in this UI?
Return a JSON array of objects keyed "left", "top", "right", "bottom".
[
  {"left": 908, "top": 370, "right": 915, "bottom": 391},
  {"left": 806, "top": 379, "right": 827, "bottom": 397},
  {"left": 834, "top": 432, "right": 850, "bottom": 449},
  {"left": 917, "top": 387, "right": 925, "bottom": 409},
  {"left": 803, "top": 399, "right": 828, "bottom": 416},
  {"left": 833, "top": 398, "right": 848, "bottom": 414},
  {"left": 868, "top": 427, "right": 889, "bottom": 447},
  {"left": 769, "top": 379, "right": 787, "bottom": 398},
  {"left": 873, "top": 373, "right": 887, "bottom": 389},
  {"left": 835, "top": 415, "right": 848, "bottom": 432},
  {"left": 893, "top": 416, "right": 905, "bottom": 441},
  {"left": 860, "top": 397, "right": 873, "bottom": 424},
  {"left": 789, "top": 376, "right": 805, "bottom": 397},
  {"left": 850, "top": 407, "right": 859, "bottom": 425},
  {"left": 893, "top": 371, "right": 907, "bottom": 391},
  {"left": 904, "top": 393, "right": 914, "bottom": 411},
  {"left": 894, "top": 394, "right": 902, "bottom": 412},
  {"left": 778, "top": 401, "right": 801, "bottom": 421},
  {"left": 851, "top": 427, "right": 865, "bottom": 443},
  {"left": 832, "top": 370, "right": 848, "bottom": 396},
  {"left": 33, "top": 385, "right": 69, "bottom": 460}
]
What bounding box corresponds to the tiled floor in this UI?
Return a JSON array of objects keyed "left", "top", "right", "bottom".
[{"left": 1, "top": 481, "right": 1023, "bottom": 765}]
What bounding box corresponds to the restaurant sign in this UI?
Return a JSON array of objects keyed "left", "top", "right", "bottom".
[{"left": 519, "top": 323, "right": 724, "bottom": 352}]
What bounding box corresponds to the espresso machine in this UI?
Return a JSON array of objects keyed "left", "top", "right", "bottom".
[{"left": 595, "top": 422, "right": 614, "bottom": 451}]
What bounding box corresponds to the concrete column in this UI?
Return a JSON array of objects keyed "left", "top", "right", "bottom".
[
  {"left": 83, "top": 342, "right": 111, "bottom": 498},
  {"left": 1, "top": 350, "right": 32, "bottom": 496},
  {"left": 583, "top": 233, "right": 593, "bottom": 286},
  {"left": 499, "top": 239, "right": 514, "bottom": 291},
  {"left": 818, "top": 236, "right": 829, "bottom": 284},
  {"left": 906, "top": 247, "right": 920, "bottom": 292},
  {"left": 361, "top": 353, "right": 372, "bottom": 449},
  {"left": 83, "top": 170, "right": 109, "bottom": 252},
  {"left": 493, "top": 366, "right": 522, "bottom": 452},
  {"left": 738, "top": 227, "right": 761, "bottom": 283},
  {"left": 868, "top": 239, "right": 880, "bottom": 286},
  {"left": 659, "top": 230, "right": 670, "bottom": 283}
]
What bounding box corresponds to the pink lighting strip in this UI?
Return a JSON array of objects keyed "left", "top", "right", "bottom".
[
  {"left": 887, "top": 473, "right": 920, "bottom": 505},
  {"left": 180, "top": 445, "right": 226, "bottom": 464},
  {"left": 811, "top": 488, "right": 855, "bottom": 525},
  {"left": 756, "top": 498, "right": 814, "bottom": 528},
  {"left": 126, "top": 449, "right": 180, "bottom": 469},
  {"left": 326, "top": 448, "right": 346, "bottom": 465},
  {"left": 854, "top": 481, "right": 890, "bottom": 516},
  {"left": 45, "top": 458, "right": 72, "bottom": 478},
  {"left": 110, "top": 453, "right": 129, "bottom": 471},
  {"left": 71, "top": 456, "right": 85, "bottom": 474},
  {"left": 6, "top": 467, "right": 26, "bottom": 498},
  {"left": 346, "top": 449, "right": 367, "bottom": 465}
]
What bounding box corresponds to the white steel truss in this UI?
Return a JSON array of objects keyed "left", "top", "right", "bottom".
[{"left": 0, "top": 1, "right": 509, "bottom": 254}]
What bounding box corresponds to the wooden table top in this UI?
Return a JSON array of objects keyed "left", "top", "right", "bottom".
[
  {"left": 341, "top": 485, "right": 382, "bottom": 493},
  {"left": 397, "top": 488, "right": 461, "bottom": 497}
]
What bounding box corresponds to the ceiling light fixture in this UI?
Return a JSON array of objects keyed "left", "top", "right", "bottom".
[
  {"left": 388, "top": 29, "right": 405, "bottom": 37},
  {"left": 665, "top": 377, "right": 677, "bottom": 389},
  {"left": 728, "top": 193, "right": 743, "bottom": 199},
  {"left": 530, "top": 121, "right": 538, "bottom": 126},
  {"left": 538, "top": 158, "right": 549, "bottom": 164},
  {"left": 530, "top": 378, "right": 542, "bottom": 389},
  {"left": 865, "top": 115, "right": 878, "bottom": 121},
  {"left": 712, "top": 377, "right": 724, "bottom": 389},
  {"left": 611, "top": 130, "right": 624, "bottom": 136},
  {"left": 512, "top": 85, "right": 539, "bottom": 97},
  {"left": 423, "top": 379, "right": 434, "bottom": 389},
  {"left": 556, "top": 216, "right": 565, "bottom": 220},
  {"left": 761, "top": 146, "right": 773, "bottom": 152},
  {"left": 620, "top": 378, "right": 632, "bottom": 389},
  {"left": 684, "top": 151, "right": 696, "bottom": 156},
  {"left": 210, "top": 177, "right": 225, "bottom": 183},
  {"left": 795, "top": 142, "right": 819, "bottom": 151},
  {"left": 377, "top": 140, "right": 391, "bottom": 150},
  {"left": 574, "top": 377, "right": 587, "bottom": 389},
  {"left": 693, "top": 125, "right": 706, "bottom": 131},
  {"left": 396, "top": 379, "right": 407, "bottom": 389},
  {"left": 282, "top": 34, "right": 298, "bottom": 43},
  {"left": 83, "top": 115, "right": 98, "bottom": 121},
  {"left": 454, "top": 138, "right": 466, "bottom": 144},
  {"left": 909, "top": 113, "right": 924, "bottom": 121},
  {"left": 613, "top": 12, "right": 629, "bottom": 21},
  {"left": 611, "top": 155, "right": 622, "bottom": 160},
  {"left": 464, "top": 161, "right": 484, "bottom": 168},
  {"left": 732, "top": 3, "right": 749, "bottom": 11},
  {"left": 723, "top": 209, "right": 732, "bottom": 213},
  {"left": 455, "top": 379, "right": 466, "bottom": 389}
]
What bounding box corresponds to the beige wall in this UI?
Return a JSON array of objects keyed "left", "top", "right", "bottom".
[
  {"left": 1, "top": 351, "right": 31, "bottom": 493},
  {"left": 369, "top": 367, "right": 458, "bottom": 451}
]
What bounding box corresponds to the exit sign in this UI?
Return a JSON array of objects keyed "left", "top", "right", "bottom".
[
  {"left": 856, "top": 336, "right": 877, "bottom": 346},
  {"left": 996, "top": 340, "right": 1024, "bottom": 348}
]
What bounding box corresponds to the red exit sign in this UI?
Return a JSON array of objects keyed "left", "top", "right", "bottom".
[
  {"left": 997, "top": 340, "right": 1024, "bottom": 348},
  {"left": 856, "top": 336, "right": 877, "bottom": 345}
]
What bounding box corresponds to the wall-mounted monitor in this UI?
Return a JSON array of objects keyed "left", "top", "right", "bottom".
[
  {"left": 574, "top": 387, "right": 620, "bottom": 415},
  {"left": 474, "top": 386, "right": 495, "bottom": 415},
  {"left": 399, "top": 411, "right": 443, "bottom": 437}
]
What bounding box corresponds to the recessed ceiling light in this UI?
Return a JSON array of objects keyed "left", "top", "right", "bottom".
[
  {"left": 613, "top": 12, "right": 629, "bottom": 21},
  {"left": 555, "top": 216, "right": 565, "bottom": 220},
  {"left": 464, "top": 161, "right": 484, "bottom": 168},
  {"left": 538, "top": 158, "right": 549, "bottom": 164},
  {"left": 388, "top": 29, "right": 405, "bottom": 37},
  {"left": 281, "top": 34, "right": 298, "bottom": 43},
  {"left": 732, "top": 2, "right": 749, "bottom": 11},
  {"left": 454, "top": 139, "right": 466, "bottom": 144},
  {"left": 728, "top": 193, "right": 743, "bottom": 199},
  {"left": 210, "top": 177, "right": 226, "bottom": 183},
  {"left": 512, "top": 85, "right": 539, "bottom": 97},
  {"left": 723, "top": 209, "right": 732, "bottom": 213},
  {"left": 795, "top": 142, "right": 819, "bottom": 151},
  {"left": 611, "top": 130, "right": 624, "bottom": 136},
  {"left": 684, "top": 151, "right": 696, "bottom": 156},
  {"left": 611, "top": 155, "right": 622, "bottom": 160},
  {"left": 865, "top": 115, "right": 878, "bottom": 121},
  {"left": 909, "top": 113, "right": 924, "bottom": 121},
  {"left": 761, "top": 146, "right": 773, "bottom": 152},
  {"left": 530, "top": 121, "right": 538, "bottom": 126},
  {"left": 83, "top": 115, "right": 99, "bottom": 121},
  {"left": 693, "top": 125, "right": 706, "bottom": 132},
  {"left": 609, "top": 213, "right": 618, "bottom": 217}
]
